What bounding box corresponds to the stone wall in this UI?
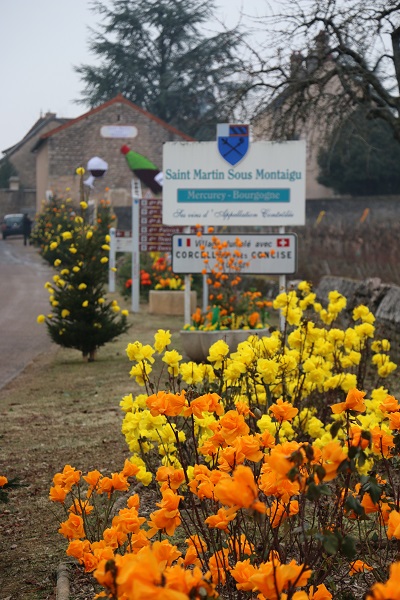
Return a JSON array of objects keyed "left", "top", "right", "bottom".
[
  {"left": 315, "top": 275, "right": 400, "bottom": 360},
  {"left": 0, "top": 189, "right": 36, "bottom": 218}
]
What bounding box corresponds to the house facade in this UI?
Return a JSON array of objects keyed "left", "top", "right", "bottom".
[{"left": 32, "top": 95, "right": 193, "bottom": 213}]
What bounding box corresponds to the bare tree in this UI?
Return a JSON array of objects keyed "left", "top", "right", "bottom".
[{"left": 246, "top": 1, "right": 400, "bottom": 142}]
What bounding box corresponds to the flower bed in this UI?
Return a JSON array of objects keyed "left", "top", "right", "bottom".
[{"left": 50, "top": 282, "right": 400, "bottom": 600}]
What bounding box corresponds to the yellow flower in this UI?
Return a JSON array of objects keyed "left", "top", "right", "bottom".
[
  {"left": 101, "top": 244, "right": 110, "bottom": 251},
  {"left": 86, "top": 231, "right": 93, "bottom": 240},
  {"left": 54, "top": 259, "right": 61, "bottom": 267},
  {"left": 121, "top": 310, "right": 129, "bottom": 317},
  {"left": 98, "top": 298, "right": 105, "bottom": 304},
  {"left": 50, "top": 242, "right": 58, "bottom": 251},
  {"left": 78, "top": 283, "right": 87, "bottom": 290},
  {"left": 154, "top": 329, "right": 171, "bottom": 353},
  {"left": 80, "top": 201, "right": 88, "bottom": 210},
  {"left": 61, "top": 231, "right": 72, "bottom": 241},
  {"left": 61, "top": 309, "right": 70, "bottom": 318},
  {"left": 76, "top": 167, "right": 85, "bottom": 175},
  {"left": 69, "top": 247, "right": 77, "bottom": 254},
  {"left": 37, "top": 314, "right": 46, "bottom": 324},
  {"left": 82, "top": 300, "right": 89, "bottom": 307},
  {"left": 100, "top": 257, "right": 108, "bottom": 263}
]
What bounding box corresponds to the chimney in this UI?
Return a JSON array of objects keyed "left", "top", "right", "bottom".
[{"left": 290, "top": 51, "right": 305, "bottom": 78}]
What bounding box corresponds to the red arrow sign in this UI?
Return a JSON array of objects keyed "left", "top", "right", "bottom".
[{"left": 277, "top": 238, "right": 290, "bottom": 247}]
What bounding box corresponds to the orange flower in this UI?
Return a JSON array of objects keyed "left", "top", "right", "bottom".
[
  {"left": 265, "top": 441, "right": 301, "bottom": 478},
  {"left": 349, "top": 425, "right": 370, "bottom": 449},
  {"left": 49, "top": 484, "right": 68, "bottom": 503},
  {"left": 103, "top": 526, "right": 127, "bottom": 549},
  {"left": 146, "top": 390, "right": 187, "bottom": 417},
  {"left": 267, "top": 499, "right": 299, "bottom": 528},
  {"left": 349, "top": 560, "right": 373, "bottom": 575},
  {"left": 320, "top": 441, "right": 348, "bottom": 481},
  {"left": 83, "top": 469, "right": 102, "bottom": 488},
  {"left": 121, "top": 459, "right": 140, "bottom": 478},
  {"left": 219, "top": 410, "right": 250, "bottom": 444},
  {"left": 249, "top": 559, "right": 311, "bottom": 600},
  {"left": 368, "top": 561, "right": 400, "bottom": 600},
  {"left": 387, "top": 510, "right": 400, "bottom": 539},
  {"left": 331, "top": 388, "right": 366, "bottom": 414},
  {"left": 66, "top": 539, "right": 91, "bottom": 560},
  {"left": 214, "top": 465, "right": 263, "bottom": 511},
  {"left": 370, "top": 426, "right": 394, "bottom": 457},
  {"left": 58, "top": 513, "right": 85, "bottom": 540},
  {"left": 53, "top": 464, "right": 81, "bottom": 491},
  {"left": 112, "top": 507, "right": 146, "bottom": 534},
  {"left": 248, "top": 311, "right": 259, "bottom": 327},
  {"left": 309, "top": 584, "right": 332, "bottom": 600},
  {"left": 69, "top": 499, "right": 94, "bottom": 515},
  {"left": 269, "top": 398, "right": 299, "bottom": 422},
  {"left": 151, "top": 539, "right": 181, "bottom": 569},
  {"left": 230, "top": 559, "right": 258, "bottom": 591},
  {"left": 235, "top": 435, "right": 263, "bottom": 462},
  {"left": 361, "top": 493, "right": 379, "bottom": 514},
  {"left": 0, "top": 476, "right": 8, "bottom": 487},
  {"left": 98, "top": 472, "right": 129, "bottom": 495},
  {"left": 147, "top": 489, "right": 183, "bottom": 536},
  {"left": 208, "top": 548, "right": 230, "bottom": 585},
  {"left": 156, "top": 466, "right": 185, "bottom": 491},
  {"left": 205, "top": 506, "right": 237, "bottom": 530},
  {"left": 379, "top": 395, "right": 400, "bottom": 413},
  {"left": 184, "top": 392, "right": 224, "bottom": 418},
  {"left": 388, "top": 412, "right": 400, "bottom": 430}
]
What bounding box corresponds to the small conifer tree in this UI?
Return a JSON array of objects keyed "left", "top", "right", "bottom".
[{"left": 37, "top": 170, "right": 129, "bottom": 360}]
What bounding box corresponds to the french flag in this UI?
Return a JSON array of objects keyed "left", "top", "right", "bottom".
[{"left": 178, "top": 238, "right": 191, "bottom": 247}]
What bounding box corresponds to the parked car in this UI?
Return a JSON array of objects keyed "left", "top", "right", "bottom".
[{"left": 1, "top": 214, "right": 24, "bottom": 239}]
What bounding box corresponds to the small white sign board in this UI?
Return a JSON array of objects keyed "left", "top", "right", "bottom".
[
  {"left": 171, "top": 233, "right": 297, "bottom": 274},
  {"left": 163, "top": 140, "right": 306, "bottom": 227}
]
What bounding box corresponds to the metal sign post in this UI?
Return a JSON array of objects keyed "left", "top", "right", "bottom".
[
  {"left": 131, "top": 178, "right": 142, "bottom": 313},
  {"left": 109, "top": 227, "right": 116, "bottom": 293}
]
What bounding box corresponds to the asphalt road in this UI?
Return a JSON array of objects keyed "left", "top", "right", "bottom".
[{"left": 0, "top": 237, "right": 53, "bottom": 389}]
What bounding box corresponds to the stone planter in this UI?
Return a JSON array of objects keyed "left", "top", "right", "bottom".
[
  {"left": 148, "top": 290, "right": 196, "bottom": 315},
  {"left": 180, "top": 328, "right": 270, "bottom": 363}
]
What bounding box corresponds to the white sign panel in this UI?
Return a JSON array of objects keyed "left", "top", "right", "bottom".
[
  {"left": 100, "top": 125, "right": 138, "bottom": 138},
  {"left": 171, "top": 234, "right": 297, "bottom": 274},
  {"left": 163, "top": 139, "right": 306, "bottom": 227}
]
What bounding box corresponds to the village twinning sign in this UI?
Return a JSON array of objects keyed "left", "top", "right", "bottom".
[{"left": 162, "top": 131, "right": 306, "bottom": 227}]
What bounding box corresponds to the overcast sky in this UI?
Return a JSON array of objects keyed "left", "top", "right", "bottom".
[{"left": 0, "top": 0, "right": 268, "bottom": 154}]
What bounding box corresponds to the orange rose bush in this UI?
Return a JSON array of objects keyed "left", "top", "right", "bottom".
[{"left": 51, "top": 282, "right": 400, "bottom": 600}]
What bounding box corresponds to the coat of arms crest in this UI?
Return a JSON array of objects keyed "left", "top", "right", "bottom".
[{"left": 217, "top": 124, "right": 249, "bottom": 166}]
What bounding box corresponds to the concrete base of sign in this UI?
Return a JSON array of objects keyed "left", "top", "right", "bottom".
[
  {"left": 180, "top": 328, "right": 270, "bottom": 363},
  {"left": 148, "top": 290, "right": 197, "bottom": 316}
]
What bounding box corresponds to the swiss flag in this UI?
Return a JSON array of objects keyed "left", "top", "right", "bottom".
[{"left": 277, "top": 238, "right": 290, "bottom": 247}]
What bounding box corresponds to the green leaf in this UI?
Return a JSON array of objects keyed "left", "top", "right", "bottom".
[
  {"left": 323, "top": 533, "right": 339, "bottom": 555},
  {"left": 330, "top": 420, "right": 342, "bottom": 439},
  {"left": 315, "top": 465, "right": 326, "bottom": 482},
  {"left": 341, "top": 535, "right": 357, "bottom": 560},
  {"left": 306, "top": 482, "right": 321, "bottom": 501}
]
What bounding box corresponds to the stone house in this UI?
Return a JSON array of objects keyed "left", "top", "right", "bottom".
[
  {"left": 252, "top": 31, "right": 339, "bottom": 200},
  {"left": 32, "top": 94, "right": 193, "bottom": 213},
  {"left": 0, "top": 112, "right": 69, "bottom": 216}
]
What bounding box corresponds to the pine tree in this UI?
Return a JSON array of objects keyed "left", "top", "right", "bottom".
[{"left": 75, "top": 0, "right": 246, "bottom": 139}]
